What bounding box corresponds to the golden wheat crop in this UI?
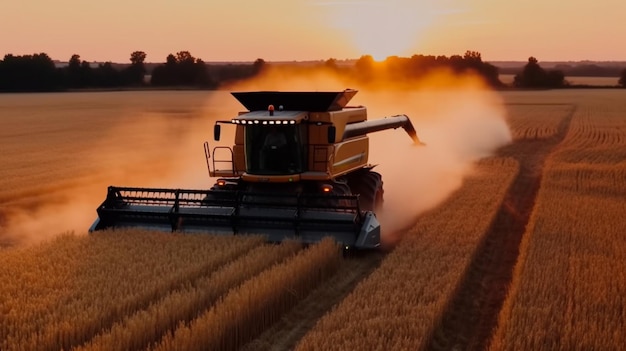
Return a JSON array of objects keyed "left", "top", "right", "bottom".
[
  {"left": 505, "top": 104, "right": 574, "bottom": 140},
  {"left": 295, "top": 157, "right": 519, "bottom": 351},
  {"left": 75, "top": 240, "right": 303, "bottom": 351},
  {"left": 153, "top": 237, "right": 341, "bottom": 351},
  {"left": 489, "top": 92, "right": 626, "bottom": 351},
  {"left": 0, "top": 230, "right": 263, "bottom": 351}
]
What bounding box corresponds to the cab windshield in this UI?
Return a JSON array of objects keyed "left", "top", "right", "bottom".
[{"left": 245, "top": 124, "right": 306, "bottom": 175}]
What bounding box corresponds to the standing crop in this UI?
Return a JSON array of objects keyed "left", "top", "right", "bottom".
[
  {"left": 296, "top": 157, "right": 519, "bottom": 350},
  {"left": 0, "top": 230, "right": 263, "bottom": 351},
  {"left": 490, "top": 93, "right": 626, "bottom": 350},
  {"left": 153, "top": 237, "right": 341, "bottom": 351}
]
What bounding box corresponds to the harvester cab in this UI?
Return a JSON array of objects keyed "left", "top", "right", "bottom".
[{"left": 91, "top": 89, "right": 423, "bottom": 250}]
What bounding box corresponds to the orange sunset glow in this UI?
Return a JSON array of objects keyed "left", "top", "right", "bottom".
[{"left": 1, "top": 0, "right": 626, "bottom": 63}]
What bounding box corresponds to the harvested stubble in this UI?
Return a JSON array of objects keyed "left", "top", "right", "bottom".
[
  {"left": 489, "top": 96, "right": 626, "bottom": 351},
  {"left": 0, "top": 230, "right": 263, "bottom": 351},
  {"left": 295, "top": 157, "right": 519, "bottom": 351},
  {"left": 153, "top": 237, "right": 342, "bottom": 351},
  {"left": 75, "top": 240, "right": 303, "bottom": 351}
]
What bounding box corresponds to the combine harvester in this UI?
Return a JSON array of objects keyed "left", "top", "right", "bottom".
[{"left": 90, "top": 90, "right": 423, "bottom": 250}]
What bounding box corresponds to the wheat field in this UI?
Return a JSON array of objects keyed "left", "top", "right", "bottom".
[
  {"left": 1, "top": 89, "right": 625, "bottom": 350},
  {"left": 295, "top": 157, "right": 519, "bottom": 351},
  {"left": 489, "top": 91, "right": 626, "bottom": 351}
]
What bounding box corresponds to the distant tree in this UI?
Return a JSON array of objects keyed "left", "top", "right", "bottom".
[
  {"left": 151, "top": 54, "right": 178, "bottom": 86},
  {"left": 176, "top": 51, "right": 198, "bottom": 84},
  {"left": 67, "top": 54, "right": 83, "bottom": 88},
  {"left": 514, "top": 57, "right": 543, "bottom": 87},
  {"left": 150, "top": 51, "right": 214, "bottom": 87},
  {"left": 381, "top": 55, "right": 410, "bottom": 80},
  {"left": 68, "top": 54, "right": 81, "bottom": 68},
  {"left": 166, "top": 54, "right": 177, "bottom": 66},
  {"left": 324, "top": 58, "right": 338, "bottom": 71},
  {"left": 448, "top": 54, "right": 464, "bottom": 70},
  {"left": 408, "top": 54, "right": 437, "bottom": 77},
  {"left": 80, "top": 60, "right": 93, "bottom": 87},
  {"left": 0, "top": 53, "right": 58, "bottom": 91},
  {"left": 253, "top": 58, "right": 266, "bottom": 74},
  {"left": 32, "top": 53, "right": 60, "bottom": 90},
  {"left": 354, "top": 55, "right": 375, "bottom": 81},
  {"left": 193, "top": 58, "right": 213, "bottom": 87},
  {"left": 175, "top": 51, "right": 194, "bottom": 64},
  {"left": 355, "top": 55, "right": 375, "bottom": 72},
  {"left": 463, "top": 50, "right": 482, "bottom": 63},
  {"left": 130, "top": 50, "right": 147, "bottom": 65},
  {"left": 546, "top": 70, "right": 566, "bottom": 87},
  {"left": 63, "top": 54, "right": 94, "bottom": 88},
  {"left": 93, "top": 62, "right": 122, "bottom": 87},
  {"left": 514, "top": 57, "right": 565, "bottom": 88},
  {"left": 124, "top": 50, "right": 147, "bottom": 85},
  {"left": 460, "top": 50, "right": 501, "bottom": 87},
  {"left": 619, "top": 68, "right": 626, "bottom": 87}
]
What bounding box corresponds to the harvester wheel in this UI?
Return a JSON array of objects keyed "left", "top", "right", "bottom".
[
  {"left": 332, "top": 181, "right": 351, "bottom": 196},
  {"left": 351, "top": 171, "right": 384, "bottom": 212},
  {"left": 332, "top": 180, "right": 353, "bottom": 208}
]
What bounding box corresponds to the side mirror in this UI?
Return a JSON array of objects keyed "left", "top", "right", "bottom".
[
  {"left": 214, "top": 124, "right": 221, "bottom": 141},
  {"left": 327, "top": 126, "right": 336, "bottom": 144}
]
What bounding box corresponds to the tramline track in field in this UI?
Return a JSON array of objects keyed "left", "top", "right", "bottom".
[
  {"left": 242, "top": 250, "right": 385, "bottom": 351},
  {"left": 425, "top": 104, "right": 576, "bottom": 351}
]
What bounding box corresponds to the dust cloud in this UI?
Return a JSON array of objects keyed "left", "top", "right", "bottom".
[
  {"left": 0, "top": 92, "right": 236, "bottom": 246},
  {"left": 363, "top": 88, "right": 511, "bottom": 246},
  {"left": 229, "top": 67, "right": 512, "bottom": 247}
]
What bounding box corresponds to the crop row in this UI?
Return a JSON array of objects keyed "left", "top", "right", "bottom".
[
  {"left": 76, "top": 240, "right": 303, "bottom": 351},
  {"left": 294, "top": 157, "right": 519, "bottom": 350},
  {"left": 556, "top": 104, "right": 626, "bottom": 164},
  {"left": 0, "top": 230, "right": 264, "bottom": 351},
  {"left": 0, "top": 230, "right": 345, "bottom": 351},
  {"left": 505, "top": 104, "right": 573, "bottom": 141},
  {"left": 151, "top": 237, "right": 341, "bottom": 351},
  {"left": 489, "top": 100, "right": 626, "bottom": 350}
]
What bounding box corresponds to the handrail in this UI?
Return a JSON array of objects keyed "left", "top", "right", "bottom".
[
  {"left": 203, "top": 141, "right": 212, "bottom": 177},
  {"left": 212, "top": 146, "right": 237, "bottom": 175}
]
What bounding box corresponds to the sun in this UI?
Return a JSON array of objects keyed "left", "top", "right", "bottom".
[
  {"left": 364, "top": 39, "right": 406, "bottom": 62},
  {"left": 363, "top": 38, "right": 404, "bottom": 62},
  {"left": 323, "top": 1, "right": 437, "bottom": 59},
  {"left": 371, "top": 53, "right": 388, "bottom": 62}
]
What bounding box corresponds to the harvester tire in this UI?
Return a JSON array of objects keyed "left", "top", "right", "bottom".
[
  {"left": 351, "top": 171, "right": 384, "bottom": 212},
  {"left": 332, "top": 180, "right": 352, "bottom": 208}
]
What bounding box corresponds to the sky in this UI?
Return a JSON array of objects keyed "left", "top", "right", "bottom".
[{"left": 1, "top": 0, "right": 625, "bottom": 63}]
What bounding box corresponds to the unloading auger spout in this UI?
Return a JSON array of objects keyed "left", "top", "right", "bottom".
[{"left": 342, "top": 114, "right": 424, "bottom": 145}]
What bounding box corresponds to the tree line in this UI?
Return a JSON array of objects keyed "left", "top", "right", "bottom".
[
  {"left": 500, "top": 62, "right": 625, "bottom": 77},
  {"left": 512, "top": 57, "right": 626, "bottom": 88},
  {"left": 0, "top": 52, "right": 145, "bottom": 91},
  {"left": 0, "top": 51, "right": 266, "bottom": 92},
  {"left": 1, "top": 50, "right": 624, "bottom": 92},
  {"left": 343, "top": 51, "right": 503, "bottom": 88},
  {"left": 513, "top": 57, "right": 566, "bottom": 88}
]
